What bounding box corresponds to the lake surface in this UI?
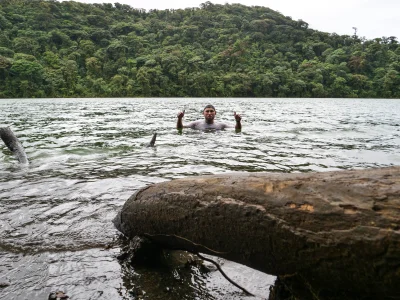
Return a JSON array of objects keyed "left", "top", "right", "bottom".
[{"left": 0, "top": 98, "right": 399, "bottom": 300}]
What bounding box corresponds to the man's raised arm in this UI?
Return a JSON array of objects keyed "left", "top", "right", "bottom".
[
  {"left": 234, "top": 112, "right": 242, "bottom": 131},
  {"left": 177, "top": 110, "right": 185, "bottom": 129}
]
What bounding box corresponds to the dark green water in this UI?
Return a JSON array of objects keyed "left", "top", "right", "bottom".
[{"left": 0, "top": 98, "right": 399, "bottom": 299}]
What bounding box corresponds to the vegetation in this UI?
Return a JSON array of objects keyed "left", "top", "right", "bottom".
[{"left": 0, "top": 0, "right": 399, "bottom": 98}]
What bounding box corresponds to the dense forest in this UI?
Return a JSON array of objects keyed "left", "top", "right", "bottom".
[{"left": 0, "top": 0, "right": 399, "bottom": 98}]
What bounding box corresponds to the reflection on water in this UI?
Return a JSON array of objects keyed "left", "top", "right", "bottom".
[{"left": 0, "top": 98, "right": 399, "bottom": 299}]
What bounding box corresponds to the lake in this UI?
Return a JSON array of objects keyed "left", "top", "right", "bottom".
[{"left": 0, "top": 98, "right": 399, "bottom": 300}]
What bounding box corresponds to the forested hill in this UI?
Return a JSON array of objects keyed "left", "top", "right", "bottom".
[{"left": 0, "top": 0, "right": 399, "bottom": 98}]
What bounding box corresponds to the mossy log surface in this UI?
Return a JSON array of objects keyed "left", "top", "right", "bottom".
[{"left": 114, "top": 167, "right": 400, "bottom": 298}]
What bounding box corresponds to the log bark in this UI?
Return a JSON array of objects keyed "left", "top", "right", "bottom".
[{"left": 114, "top": 167, "right": 400, "bottom": 298}]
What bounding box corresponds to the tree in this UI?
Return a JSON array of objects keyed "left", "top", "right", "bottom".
[
  {"left": 136, "top": 65, "right": 162, "bottom": 96},
  {"left": 61, "top": 59, "right": 78, "bottom": 93},
  {"left": 85, "top": 57, "right": 102, "bottom": 77},
  {"left": 12, "top": 37, "right": 40, "bottom": 55}
]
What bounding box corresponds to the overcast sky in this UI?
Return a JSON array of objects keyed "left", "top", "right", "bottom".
[{"left": 61, "top": 0, "right": 399, "bottom": 40}]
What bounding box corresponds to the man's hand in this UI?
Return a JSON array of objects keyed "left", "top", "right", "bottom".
[
  {"left": 234, "top": 112, "right": 241, "bottom": 122},
  {"left": 177, "top": 110, "right": 185, "bottom": 119}
]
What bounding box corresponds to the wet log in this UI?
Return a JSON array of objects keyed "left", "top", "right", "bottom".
[
  {"left": 114, "top": 167, "right": 400, "bottom": 299},
  {"left": 0, "top": 127, "right": 29, "bottom": 164}
]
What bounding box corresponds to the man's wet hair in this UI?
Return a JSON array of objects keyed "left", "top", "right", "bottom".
[{"left": 203, "top": 104, "right": 216, "bottom": 112}]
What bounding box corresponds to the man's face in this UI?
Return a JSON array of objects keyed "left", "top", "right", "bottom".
[{"left": 203, "top": 108, "right": 216, "bottom": 122}]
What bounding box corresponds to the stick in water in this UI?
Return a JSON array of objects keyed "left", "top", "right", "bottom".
[
  {"left": 196, "top": 252, "right": 255, "bottom": 297},
  {"left": 146, "top": 132, "right": 157, "bottom": 147}
]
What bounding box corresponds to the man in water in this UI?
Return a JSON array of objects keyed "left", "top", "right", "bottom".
[{"left": 177, "top": 104, "right": 242, "bottom": 131}]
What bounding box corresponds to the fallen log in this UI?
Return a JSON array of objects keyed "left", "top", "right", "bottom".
[
  {"left": 0, "top": 127, "right": 29, "bottom": 164},
  {"left": 114, "top": 167, "right": 400, "bottom": 299}
]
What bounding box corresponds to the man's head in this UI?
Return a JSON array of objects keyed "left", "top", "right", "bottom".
[
  {"left": 203, "top": 104, "right": 216, "bottom": 123},
  {"left": 203, "top": 104, "right": 216, "bottom": 112}
]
